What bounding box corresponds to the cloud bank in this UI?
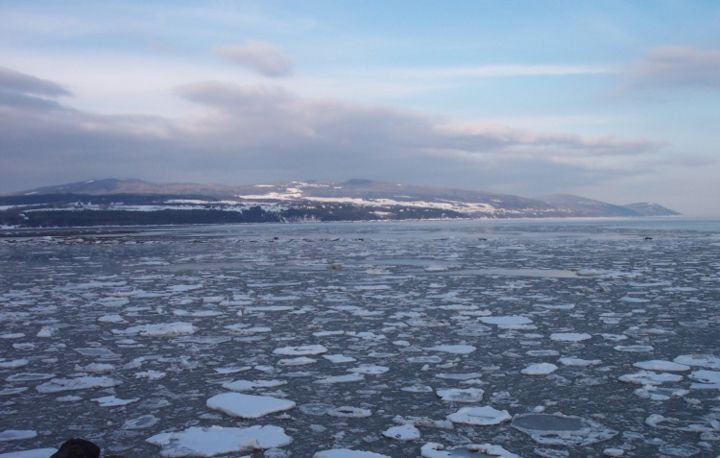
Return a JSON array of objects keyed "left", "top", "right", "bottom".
[
  {"left": 626, "top": 46, "right": 720, "bottom": 91},
  {"left": 216, "top": 41, "right": 294, "bottom": 77},
  {"left": 0, "top": 66, "right": 668, "bottom": 196}
]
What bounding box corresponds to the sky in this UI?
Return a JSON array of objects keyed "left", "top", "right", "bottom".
[{"left": 1, "top": 0, "right": 719, "bottom": 215}]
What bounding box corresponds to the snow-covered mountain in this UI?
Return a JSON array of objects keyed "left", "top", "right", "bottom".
[{"left": 0, "top": 178, "right": 679, "bottom": 228}]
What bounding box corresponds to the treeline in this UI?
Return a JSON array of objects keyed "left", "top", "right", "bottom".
[{"left": 0, "top": 205, "right": 465, "bottom": 228}]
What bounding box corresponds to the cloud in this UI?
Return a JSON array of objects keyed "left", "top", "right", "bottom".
[
  {"left": 0, "top": 66, "right": 71, "bottom": 110},
  {"left": 216, "top": 41, "right": 294, "bottom": 77},
  {"left": 625, "top": 46, "right": 720, "bottom": 91},
  {"left": 0, "top": 67, "right": 668, "bottom": 197},
  {"left": 0, "top": 65, "right": 70, "bottom": 96}
]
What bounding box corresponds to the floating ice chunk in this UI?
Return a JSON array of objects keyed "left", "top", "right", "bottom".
[
  {"left": 536, "top": 304, "right": 575, "bottom": 310},
  {"left": 224, "top": 324, "right": 271, "bottom": 335},
  {"left": 436, "top": 372, "right": 482, "bottom": 381},
  {"left": 299, "top": 403, "right": 333, "bottom": 416},
  {"left": 36, "top": 326, "right": 57, "bottom": 338},
  {"left": 425, "top": 265, "right": 448, "bottom": 272},
  {"left": 0, "top": 449, "right": 58, "bottom": 458},
  {"left": 428, "top": 344, "right": 476, "bottom": 354},
  {"left": 436, "top": 388, "right": 484, "bottom": 403},
  {"left": 401, "top": 384, "right": 434, "bottom": 393},
  {"left": 115, "top": 322, "right": 197, "bottom": 337},
  {"left": 168, "top": 284, "right": 202, "bottom": 292},
  {"left": 614, "top": 345, "right": 653, "bottom": 353},
  {"left": 0, "top": 430, "right": 36, "bottom": 442},
  {"left": 314, "top": 449, "right": 389, "bottom": 458},
  {"left": 214, "top": 366, "right": 251, "bottom": 375},
  {"left": 644, "top": 414, "right": 666, "bottom": 428},
  {"left": 6, "top": 373, "right": 54, "bottom": 382},
  {"left": 349, "top": 364, "right": 389, "bottom": 375},
  {"left": 273, "top": 345, "right": 327, "bottom": 356},
  {"left": 75, "top": 363, "right": 115, "bottom": 374},
  {"left": 147, "top": 425, "right": 291, "bottom": 457},
  {"left": 92, "top": 395, "right": 139, "bottom": 407},
  {"left": 558, "top": 357, "right": 601, "bottom": 367},
  {"left": 618, "top": 371, "right": 683, "bottom": 385},
  {"left": 206, "top": 393, "right": 295, "bottom": 418},
  {"left": 135, "top": 370, "right": 166, "bottom": 380},
  {"left": 689, "top": 370, "right": 720, "bottom": 384},
  {"left": 407, "top": 356, "right": 442, "bottom": 364},
  {"left": 0, "top": 387, "right": 27, "bottom": 396},
  {"left": 36, "top": 376, "right": 121, "bottom": 393},
  {"left": 0, "top": 359, "right": 28, "bottom": 369},
  {"left": 527, "top": 350, "right": 560, "bottom": 357},
  {"left": 278, "top": 357, "right": 316, "bottom": 366},
  {"left": 172, "top": 309, "right": 223, "bottom": 317},
  {"left": 512, "top": 413, "right": 617, "bottom": 446},
  {"left": 634, "top": 386, "right": 689, "bottom": 401},
  {"left": 314, "top": 374, "right": 364, "bottom": 384},
  {"left": 327, "top": 406, "right": 372, "bottom": 418},
  {"left": 222, "top": 379, "right": 286, "bottom": 392},
  {"left": 246, "top": 305, "right": 295, "bottom": 312},
  {"left": 122, "top": 414, "right": 159, "bottom": 429},
  {"left": 75, "top": 347, "right": 119, "bottom": 359},
  {"left": 447, "top": 406, "right": 511, "bottom": 426},
  {"left": 633, "top": 360, "right": 690, "bottom": 372},
  {"left": 98, "top": 314, "right": 125, "bottom": 323},
  {"left": 383, "top": 424, "right": 420, "bottom": 441},
  {"left": 323, "top": 354, "right": 356, "bottom": 364},
  {"left": 521, "top": 363, "right": 558, "bottom": 375},
  {"left": 480, "top": 316, "right": 534, "bottom": 330},
  {"left": 0, "top": 333, "right": 24, "bottom": 339},
  {"left": 603, "top": 448, "right": 625, "bottom": 457},
  {"left": 550, "top": 333, "right": 592, "bottom": 342},
  {"left": 674, "top": 354, "right": 720, "bottom": 370},
  {"left": 420, "top": 442, "right": 519, "bottom": 458},
  {"left": 313, "top": 331, "right": 344, "bottom": 337}
]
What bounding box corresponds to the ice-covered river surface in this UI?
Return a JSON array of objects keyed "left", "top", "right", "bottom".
[{"left": 1, "top": 218, "right": 719, "bottom": 457}]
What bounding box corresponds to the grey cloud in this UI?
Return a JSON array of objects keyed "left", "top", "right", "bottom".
[
  {"left": 216, "top": 41, "right": 293, "bottom": 77},
  {"left": 626, "top": 46, "right": 720, "bottom": 90},
  {"left": 1, "top": 69, "right": 667, "bottom": 196},
  {"left": 0, "top": 66, "right": 70, "bottom": 96}
]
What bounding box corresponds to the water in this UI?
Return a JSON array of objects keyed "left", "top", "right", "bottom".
[{"left": 0, "top": 218, "right": 719, "bottom": 457}]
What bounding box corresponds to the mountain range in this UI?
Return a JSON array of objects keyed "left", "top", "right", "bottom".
[{"left": 0, "top": 178, "right": 679, "bottom": 228}]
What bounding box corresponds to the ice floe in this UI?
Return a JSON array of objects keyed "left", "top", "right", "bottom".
[
  {"left": 0, "top": 430, "right": 36, "bottom": 442},
  {"left": 436, "top": 387, "right": 484, "bottom": 402},
  {"left": 479, "top": 316, "right": 534, "bottom": 330},
  {"left": 512, "top": 413, "right": 617, "bottom": 445},
  {"left": 206, "top": 392, "right": 295, "bottom": 418},
  {"left": 114, "top": 322, "right": 197, "bottom": 337},
  {"left": 382, "top": 424, "right": 421, "bottom": 441},
  {"left": 618, "top": 371, "right": 683, "bottom": 385},
  {"left": 447, "top": 406, "right": 511, "bottom": 426},
  {"left": 314, "top": 449, "right": 390, "bottom": 458},
  {"left": 273, "top": 344, "right": 328, "bottom": 356},
  {"left": 558, "top": 357, "right": 601, "bottom": 367},
  {"left": 327, "top": 406, "right": 372, "bottom": 418},
  {"left": 36, "top": 376, "right": 121, "bottom": 393},
  {"left": 550, "top": 332, "right": 592, "bottom": 342},
  {"left": 147, "top": 425, "right": 291, "bottom": 457},
  {"left": 632, "top": 360, "right": 690, "bottom": 372},
  {"left": 674, "top": 354, "right": 720, "bottom": 370},
  {"left": 323, "top": 354, "right": 356, "bottom": 363},
  {"left": 420, "top": 442, "right": 519, "bottom": 458},
  {"left": 521, "top": 363, "right": 558, "bottom": 375},
  {"left": 0, "top": 449, "right": 58, "bottom": 458},
  {"left": 427, "top": 344, "right": 476, "bottom": 354},
  {"left": 222, "top": 379, "right": 286, "bottom": 392}
]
